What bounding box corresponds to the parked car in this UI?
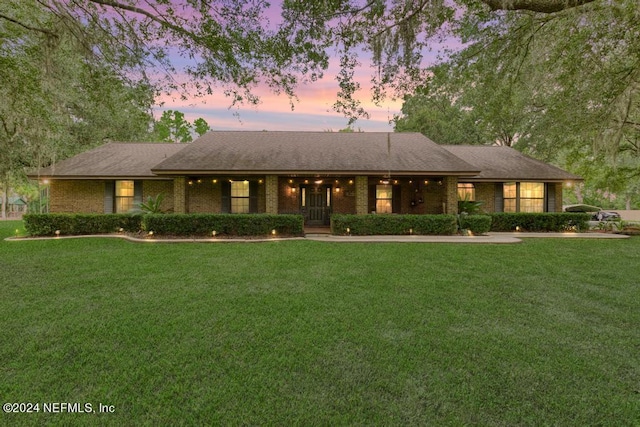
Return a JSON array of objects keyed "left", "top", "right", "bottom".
[{"left": 564, "top": 204, "right": 621, "bottom": 221}]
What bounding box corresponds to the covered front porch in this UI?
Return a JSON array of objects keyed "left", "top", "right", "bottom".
[{"left": 172, "top": 174, "right": 460, "bottom": 225}]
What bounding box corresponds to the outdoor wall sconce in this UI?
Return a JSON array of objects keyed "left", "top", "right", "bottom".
[
  {"left": 290, "top": 186, "right": 297, "bottom": 194},
  {"left": 314, "top": 179, "right": 323, "bottom": 184},
  {"left": 212, "top": 179, "right": 218, "bottom": 184},
  {"left": 258, "top": 179, "right": 263, "bottom": 184},
  {"left": 335, "top": 186, "right": 341, "bottom": 193},
  {"left": 188, "top": 180, "right": 193, "bottom": 185},
  {"left": 348, "top": 180, "right": 354, "bottom": 185}
]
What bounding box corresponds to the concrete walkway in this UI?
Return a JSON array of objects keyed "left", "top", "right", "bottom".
[{"left": 6, "top": 231, "right": 629, "bottom": 244}]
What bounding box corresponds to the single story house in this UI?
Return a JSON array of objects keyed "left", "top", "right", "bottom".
[{"left": 29, "top": 131, "right": 581, "bottom": 226}]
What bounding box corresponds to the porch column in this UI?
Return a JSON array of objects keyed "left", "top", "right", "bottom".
[
  {"left": 443, "top": 176, "right": 458, "bottom": 215},
  {"left": 173, "top": 176, "right": 186, "bottom": 214},
  {"left": 265, "top": 175, "right": 278, "bottom": 214},
  {"left": 355, "top": 176, "right": 368, "bottom": 215}
]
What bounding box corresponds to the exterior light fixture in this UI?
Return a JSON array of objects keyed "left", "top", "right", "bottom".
[
  {"left": 271, "top": 229, "right": 277, "bottom": 236},
  {"left": 515, "top": 226, "right": 521, "bottom": 232},
  {"left": 394, "top": 180, "right": 399, "bottom": 185},
  {"left": 291, "top": 186, "right": 297, "bottom": 193},
  {"left": 212, "top": 179, "right": 218, "bottom": 184},
  {"left": 304, "top": 179, "right": 309, "bottom": 184},
  {"left": 289, "top": 179, "right": 294, "bottom": 184},
  {"left": 424, "top": 180, "right": 429, "bottom": 185},
  {"left": 188, "top": 180, "right": 193, "bottom": 185},
  {"left": 118, "top": 228, "right": 124, "bottom": 233},
  {"left": 197, "top": 179, "right": 202, "bottom": 184},
  {"left": 346, "top": 227, "right": 351, "bottom": 235},
  {"left": 54, "top": 230, "right": 60, "bottom": 237},
  {"left": 212, "top": 230, "right": 217, "bottom": 237},
  {"left": 381, "top": 179, "right": 390, "bottom": 185},
  {"left": 348, "top": 180, "right": 354, "bottom": 185},
  {"left": 314, "top": 179, "right": 323, "bottom": 184},
  {"left": 335, "top": 186, "right": 341, "bottom": 193},
  {"left": 42, "top": 179, "right": 50, "bottom": 185},
  {"left": 409, "top": 228, "right": 413, "bottom": 235},
  {"left": 148, "top": 231, "right": 154, "bottom": 236}
]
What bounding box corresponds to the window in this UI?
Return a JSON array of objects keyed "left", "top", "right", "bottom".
[
  {"left": 520, "top": 182, "right": 544, "bottom": 213},
  {"left": 503, "top": 182, "right": 545, "bottom": 213},
  {"left": 230, "top": 180, "right": 250, "bottom": 213},
  {"left": 376, "top": 184, "right": 393, "bottom": 214},
  {"left": 457, "top": 183, "right": 476, "bottom": 201},
  {"left": 115, "top": 180, "right": 134, "bottom": 213},
  {"left": 503, "top": 182, "right": 517, "bottom": 213}
]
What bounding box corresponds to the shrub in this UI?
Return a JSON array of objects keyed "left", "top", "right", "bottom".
[
  {"left": 489, "top": 212, "right": 590, "bottom": 232},
  {"left": 458, "top": 214, "right": 492, "bottom": 235},
  {"left": 141, "top": 214, "right": 304, "bottom": 237},
  {"left": 330, "top": 214, "right": 457, "bottom": 235},
  {"left": 24, "top": 214, "right": 143, "bottom": 236}
]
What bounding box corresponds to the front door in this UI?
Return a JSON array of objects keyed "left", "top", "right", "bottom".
[{"left": 302, "top": 185, "right": 331, "bottom": 226}]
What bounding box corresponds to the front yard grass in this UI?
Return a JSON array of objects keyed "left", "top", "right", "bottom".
[{"left": 1, "top": 220, "right": 638, "bottom": 426}]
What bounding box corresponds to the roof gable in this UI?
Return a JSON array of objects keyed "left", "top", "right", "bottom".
[
  {"left": 151, "top": 131, "right": 480, "bottom": 175},
  {"left": 31, "top": 143, "right": 187, "bottom": 179},
  {"left": 442, "top": 145, "right": 581, "bottom": 181}
]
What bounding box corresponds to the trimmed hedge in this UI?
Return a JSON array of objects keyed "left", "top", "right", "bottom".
[
  {"left": 331, "top": 214, "right": 458, "bottom": 235},
  {"left": 489, "top": 212, "right": 590, "bottom": 232},
  {"left": 24, "top": 214, "right": 143, "bottom": 236},
  {"left": 141, "top": 213, "right": 304, "bottom": 237},
  {"left": 458, "top": 214, "right": 492, "bottom": 235}
]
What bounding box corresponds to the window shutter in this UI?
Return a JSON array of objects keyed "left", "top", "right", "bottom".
[
  {"left": 133, "top": 181, "right": 143, "bottom": 208},
  {"left": 392, "top": 184, "right": 402, "bottom": 214},
  {"left": 494, "top": 183, "right": 504, "bottom": 213},
  {"left": 546, "top": 183, "right": 555, "bottom": 212},
  {"left": 104, "top": 181, "right": 114, "bottom": 213},
  {"left": 249, "top": 181, "right": 259, "bottom": 213},
  {"left": 221, "top": 181, "right": 231, "bottom": 213},
  {"left": 368, "top": 185, "right": 376, "bottom": 213}
]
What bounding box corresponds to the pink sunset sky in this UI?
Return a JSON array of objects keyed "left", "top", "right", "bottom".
[{"left": 151, "top": 2, "right": 462, "bottom": 132}]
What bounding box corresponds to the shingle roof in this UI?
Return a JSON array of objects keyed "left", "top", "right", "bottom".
[
  {"left": 151, "top": 131, "right": 480, "bottom": 176},
  {"left": 442, "top": 145, "right": 581, "bottom": 182},
  {"left": 31, "top": 143, "right": 187, "bottom": 179}
]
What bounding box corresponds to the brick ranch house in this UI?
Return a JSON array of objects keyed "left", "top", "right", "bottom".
[{"left": 30, "top": 131, "right": 581, "bottom": 226}]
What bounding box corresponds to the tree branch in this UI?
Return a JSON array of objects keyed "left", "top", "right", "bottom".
[
  {"left": 0, "top": 13, "right": 58, "bottom": 38},
  {"left": 481, "top": 0, "right": 596, "bottom": 13}
]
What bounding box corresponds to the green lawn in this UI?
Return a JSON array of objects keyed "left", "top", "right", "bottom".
[{"left": 1, "top": 220, "right": 639, "bottom": 426}]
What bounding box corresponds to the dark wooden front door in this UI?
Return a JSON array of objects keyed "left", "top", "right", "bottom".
[{"left": 302, "top": 185, "right": 331, "bottom": 225}]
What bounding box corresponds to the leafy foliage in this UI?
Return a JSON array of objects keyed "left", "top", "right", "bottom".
[
  {"left": 138, "top": 194, "right": 165, "bottom": 214},
  {"left": 489, "top": 213, "right": 590, "bottom": 232},
  {"left": 458, "top": 214, "right": 492, "bottom": 235},
  {"left": 23, "top": 214, "right": 143, "bottom": 236},
  {"left": 141, "top": 214, "right": 305, "bottom": 237},
  {"left": 330, "top": 214, "right": 458, "bottom": 235}
]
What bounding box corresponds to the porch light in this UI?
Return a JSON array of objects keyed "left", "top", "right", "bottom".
[
  {"left": 291, "top": 186, "right": 297, "bottom": 193},
  {"left": 348, "top": 180, "right": 353, "bottom": 185},
  {"left": 335, "top": 186, "right": 341, "bottom": 193},
  {"left": 258, "top": 179, "right": 263, "bottom": 184},
  {"left": 304, "top": 179, "right": 309, "bottom": 184},
  {"left": 380, "top": 179, "right": 390, "bottom": 185},
  {"left": 394, "top": 180, "right": 399, "bottom": 185},
  {"left": 42, "top": 179, "right": 50, "bottom": 185},
  {"left": 289, "top": 179, "right": 294, "bottom": 184},
  {"left": 188, "top": 180, "right": 193, "bottom": 185},
  {"left": 212, "top": 179, "right": 217, "bottom": 184},
  {"left": 314, "top": 179, "right": 323, "bottom": 184},
  {"left": 424, "top": 180, "right": 429, "bottom": 185},
  {"left": 197, "top": 179, "right": 202, "bottom": 184}
]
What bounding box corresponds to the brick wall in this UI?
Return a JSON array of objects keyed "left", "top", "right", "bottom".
[
  {"left": 143, "top": 180, "right": 174, "bottom": 213},
  {"left": 49, "top": 180, "right": 105, "bottom": 213},
  {"left": 186, "top": 179, "right": 219, "bottom": 213},
  {"left": 475, "top": 183, "right": 495, "bottom": 213}
]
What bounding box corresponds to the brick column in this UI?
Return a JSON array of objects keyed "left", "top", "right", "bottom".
[
  {"left": 355, "top": 176, "right": 368, "bottom": 215},
  {"left": 265, "top": 175, "right": 278, "bottom": 214},
  {"left": 443, "top": 176, "right": 458, "bottom": 215},
  {"left": 173, "top": 176, "right": 186, "bottom": 214}
]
